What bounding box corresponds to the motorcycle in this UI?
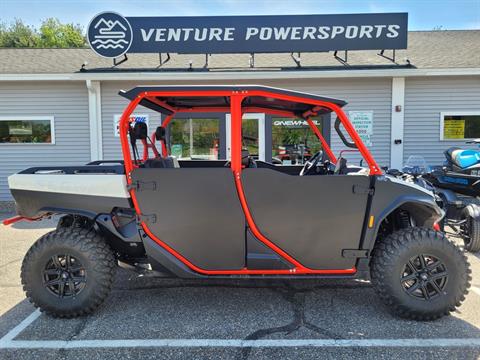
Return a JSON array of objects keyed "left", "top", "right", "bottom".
[
  {"left": 444, "top": 138, "right": 480, "bottom": 175},
  {"left": 387, "top": 155, "right": 480, "bottom": 252}
]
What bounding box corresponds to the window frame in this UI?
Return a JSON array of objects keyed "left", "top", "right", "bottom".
[
  {"left": 0, "top": 116, "right": 55, "bottom": 145},
  {"left": 440, "top": 111, "right": 480, "bottom": 141}
]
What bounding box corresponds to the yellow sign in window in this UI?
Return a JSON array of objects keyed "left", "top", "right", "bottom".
[{"left": 444, "top": 120, "right": 465, "bottom": 139}]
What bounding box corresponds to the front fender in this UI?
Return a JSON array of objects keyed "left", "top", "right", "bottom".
[{"left": 363, "top": 176, "right": 443, "bottom": 251}]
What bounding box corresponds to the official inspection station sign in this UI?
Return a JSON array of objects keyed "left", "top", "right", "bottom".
[
  {"left": 349, "top": 111, "right": 374, "bottom": 146},
  {"left": 88, "top": 12, "right": 408, "bottom": 58}
]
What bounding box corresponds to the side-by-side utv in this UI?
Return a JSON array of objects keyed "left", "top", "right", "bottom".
[{"left": 4, "top": 85, "right": 471, "bottom": 320}]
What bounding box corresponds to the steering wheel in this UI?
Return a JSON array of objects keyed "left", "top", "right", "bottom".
[{"left": 300, "top": 151, "right": 323, "bottom": 176}]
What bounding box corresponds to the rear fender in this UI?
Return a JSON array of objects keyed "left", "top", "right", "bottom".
[{"left": 55, "top": 210, "right": 145, "bottom": 258}]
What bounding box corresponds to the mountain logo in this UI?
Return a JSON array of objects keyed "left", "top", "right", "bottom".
[{"left": 87, "top": 12, "right": 132, "bottom": 58}]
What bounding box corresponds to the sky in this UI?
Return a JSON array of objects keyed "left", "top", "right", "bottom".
[{"left": 0, "top": 0, "right": 479, "bottom": 31}]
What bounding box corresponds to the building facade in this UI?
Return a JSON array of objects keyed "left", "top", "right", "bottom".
[{"left": 0, "top": 30, "right": 479, "bottom": 203}]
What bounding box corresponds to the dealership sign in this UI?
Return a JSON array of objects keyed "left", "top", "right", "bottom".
[
  {"left": 273, "top": 119, "right": 321, "bottom": 127},
  {"left": 88, "top": 12, "right": 408, "bottom": 58},
  {"left": 113, "top": 114, "right": 149, "bottom": 137}
]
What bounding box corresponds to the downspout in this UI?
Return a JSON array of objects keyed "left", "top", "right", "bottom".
[{"left": 86, "top": 80, "right": 103, "bottom": 161}]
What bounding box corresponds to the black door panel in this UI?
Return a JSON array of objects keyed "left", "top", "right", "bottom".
[
  {"left": 132, "top": 168, "right": 245, "bottom": 270},
  {"left": 241, "top": 169, "right": 369, "bottom": 269}
]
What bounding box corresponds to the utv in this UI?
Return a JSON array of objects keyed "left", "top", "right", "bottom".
[{"left": 4, "top": 85, "right": 470, "bottom": 320}]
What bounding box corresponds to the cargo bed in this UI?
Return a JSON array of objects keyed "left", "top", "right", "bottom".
[{"left": 8, "top": 161, "right": 131, "bottom": 218}]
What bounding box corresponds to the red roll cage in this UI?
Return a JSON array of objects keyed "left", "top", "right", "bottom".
[
  {"left": 118, "top": 87, "right": 381, "bottom": 176},
  {"left": 118, "top": 86, "right": 382, "bottom": 276}
]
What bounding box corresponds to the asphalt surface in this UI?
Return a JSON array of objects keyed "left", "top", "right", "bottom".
[{"left": 1, "top": 213, "right": 480, "bottom": 359}]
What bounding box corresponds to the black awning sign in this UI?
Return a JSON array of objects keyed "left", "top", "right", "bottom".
[{"left": 88, "top": 12, "right": 408, "bottom": 58}]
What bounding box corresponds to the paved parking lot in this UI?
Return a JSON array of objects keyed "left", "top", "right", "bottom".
[{"left": 2, "top": 213, "right": 480, "bottom": 359}]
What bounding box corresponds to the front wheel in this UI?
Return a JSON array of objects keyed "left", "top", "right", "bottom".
[
  {"left": 371, "top": 227, "right": 470, "bottom": 320},
  {"left": 21, "top": 227, "right": 116, "bottom": 317},
  {"left": 461, "top": 204, "right": 480, "bottom": 253}
]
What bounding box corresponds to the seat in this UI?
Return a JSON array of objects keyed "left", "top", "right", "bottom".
[
  {"left": 242, "top": 149, "right": 257, "bottom": 168},
  {"left": 133, "top": 121, "right": 148, "bottom": 140},
  {"left": 334, "top": 157, "right": 348, "bottom": 175},
  {"left": 447, "top": 147, "right": 480, "bottom": 169},
  {"left": 155, "top": 126, "right": 168, "bottom": 156},
  {"left": 142, "top": 125, "right": 179, "bottom": 168},
  {"left": 144, "top": 156, "right": 179, "bottom": 168}
]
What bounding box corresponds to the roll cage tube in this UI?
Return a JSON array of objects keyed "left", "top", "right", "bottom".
[
  {"left": 118, "top": 89, "right": 381, "bottom": 276},
  {"left": 334, "top": 117, "right": 357, "bottom": 149},
  {"left": 305, "top": 117, "right": 337, "bottom": 163}
]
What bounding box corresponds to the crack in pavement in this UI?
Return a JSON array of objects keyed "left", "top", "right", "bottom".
[
  {"left": 0, "top": 258, "right": 22, "bottom": 270},
  {"left": 52, "top": 317, "right": 89, "bottom": 360},
  {"left": 66, "top": 318, "right": 89, "bottom": 341},
  {"left": 237, "top": 283, "right": 343, "bottom": 360}
]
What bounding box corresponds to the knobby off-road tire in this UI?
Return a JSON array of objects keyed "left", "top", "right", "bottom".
[
  {"left": 21, "top": 227, "right": 116, "bottom": 318},
  {"left": 371, "top": 227, "right": 471, "bottom": 320},
  {"left": 462, "top": 204, "right": 480, "bottom": 253}
]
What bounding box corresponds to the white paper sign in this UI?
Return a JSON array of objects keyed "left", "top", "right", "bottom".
[
  {"left": 114, "top": 114, "right": 149, "bottom": 137},
  {"left": 348, "top": 111, "right": 373, "bottom": 146}
]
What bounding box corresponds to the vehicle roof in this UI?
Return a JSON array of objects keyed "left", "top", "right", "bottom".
[{"left": 119, "top": 85, "right": 347, "bottom": 116}]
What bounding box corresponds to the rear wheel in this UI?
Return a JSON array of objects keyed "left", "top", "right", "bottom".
[
  {"left": 461, "top": 205, "right": 480, "bottom": 253},
  {"left": 371, "top": 227, "right": 470, "bottom": 320},
  {"left": 21, "top": 227, "right": 116, "bottom": 317}
]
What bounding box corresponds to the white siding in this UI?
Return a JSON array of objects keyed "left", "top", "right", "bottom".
[
  {"left": 101, "top": 78, "right": 392, "bottom": 167},
  {"left": 0, "top": 82, "right": 89, "bottom": 201},
  {"left": 101, "top": 82, "right": 162, "bottom": 160},
  {"left": 266, "top": 78, "right": 392, "bottom": 168},
  {"left": 404, "top": 77, "right": 480, "bottom": 166}
]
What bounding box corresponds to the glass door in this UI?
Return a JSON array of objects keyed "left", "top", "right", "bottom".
[
  {"left": 169, "top": 117, "right": 220, "bottom": 160},
  {"left": 226, "top": 113, "right": 265, "bottom": 161},
  {"left": 271, "top": 117, "right": 323, "bottom": 165}
]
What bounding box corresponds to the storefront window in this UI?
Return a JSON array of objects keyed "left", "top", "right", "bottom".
[
  {"left": 242, "top": 118, "right": 259, "bottom": 156},
  {"left": 0, "top": 117, "right": 54, "bottom": 144},
  {"left": 441, "top": 113, "right": 480, "bottom": 140},
  {"left": 169, "top": 118, "right": 219, "bottom": 159},
  {"left": 272, "top": 117, "right": 322, "bottom": 165}
]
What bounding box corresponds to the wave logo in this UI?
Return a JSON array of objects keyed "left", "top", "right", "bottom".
[{"left": 88, "top": 12, "right": 132, "bottom": 58}]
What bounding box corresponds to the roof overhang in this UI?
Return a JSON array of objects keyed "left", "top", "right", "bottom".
[{"left": 0, "top": 67, "right": 479, "bottom": 81}]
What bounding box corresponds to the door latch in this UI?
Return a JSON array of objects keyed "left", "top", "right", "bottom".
[
  {"left": 137, "top": 213, "right": 157, "bottom": 224},
  {"left": 128, "top": 181, "right": 157, "bottom": 192},
  {"left": 342, "top": 249, "right": 369, "bottom": 258},
  {"left": 352, "top": 184, "right": 374, "bottom": 196}
]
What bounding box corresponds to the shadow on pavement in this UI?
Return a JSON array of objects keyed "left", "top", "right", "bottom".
[{"left": 1, "top": 269, "right": 480, "bottom": 359}]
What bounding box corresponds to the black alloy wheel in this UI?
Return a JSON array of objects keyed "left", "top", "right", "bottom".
[
  {"left": 401, "top": 254, "right": 448, "bottom": 300},
  {"left": 22, "top": 226, "right": 115, "bottom": 317},
  {"left": 43, "top": 254, "right": 87, "bottom": 298},
  {"left": 370, "top": 227, "right": 470, "bottom": 320}
]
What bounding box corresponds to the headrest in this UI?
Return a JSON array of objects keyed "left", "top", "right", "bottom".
[
  {"left": 133, "top": 122, "right": 148, "bottom": 140},
  {"left": 155, "top": 126, "right": 166, "bottom": 141}
]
